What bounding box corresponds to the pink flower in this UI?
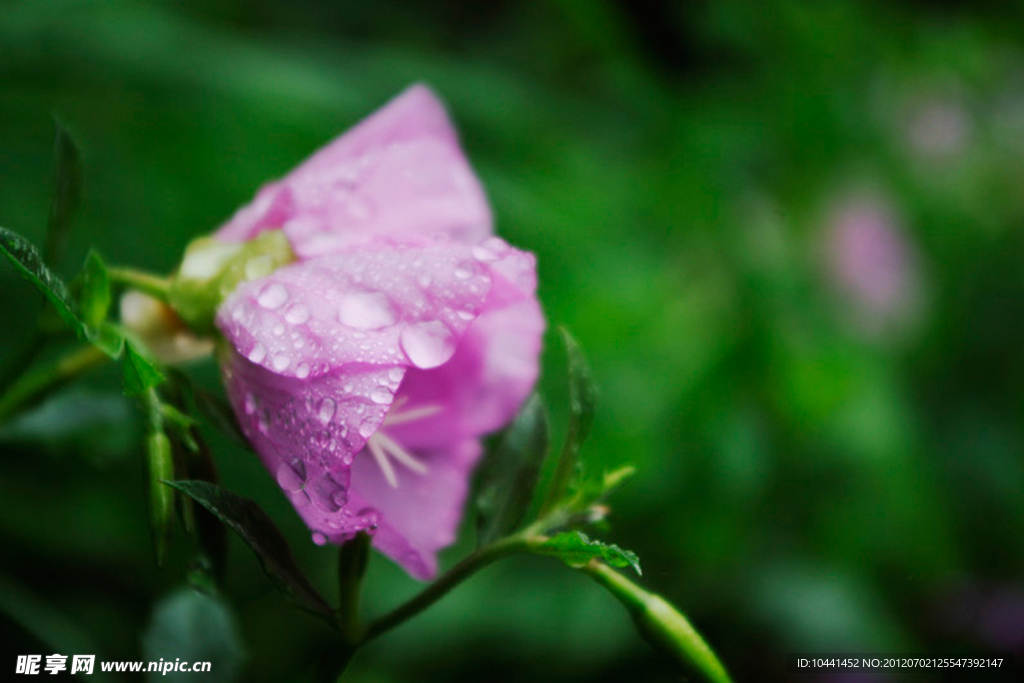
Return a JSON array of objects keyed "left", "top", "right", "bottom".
[{"left": 211, "top": 85, "right": 544, "bottom": 579}]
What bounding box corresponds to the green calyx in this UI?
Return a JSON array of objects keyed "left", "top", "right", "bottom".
[{"left": 168, "top": 230, "right": 295, "bottom": 333}]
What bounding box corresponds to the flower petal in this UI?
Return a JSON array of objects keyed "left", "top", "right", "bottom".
[
  {"left": 215, "top": 240, "right": 495, "bottom": 540},
  {"left": 215, "top": 84, "right": 491, "bottom": 256},
  {"left": 346, "top": 438, "right": 483, "bottom": 580},
  {"left": 219, "top": 347, "right": 393, "bottom": 537},
  {"left": 384, "top": 240, "right": 545, "bottom": 449}
]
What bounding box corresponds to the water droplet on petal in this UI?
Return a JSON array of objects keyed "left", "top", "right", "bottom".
[
  {"left": 257, "top": 283, "right": 289, "bottom": 309},
  {"left": 290, "top": 490, "right": 311, "bottom": 508},
  {"left": 388, "top": 367, "right": 404, "bottom": 382},
  {"left": 454, "top": 261, "right": 475, "bottom": 279},
  {"left": 456, "top": 308, "right": 474, "bottom": 321},
  {"left": 312, "top": 531, "right": 328, "bottom": 545},
  {"left": 248, "top": 343, "right": 267, "bottom": 364},
  {"left": 244, "top": 392, "right": 257, "bottom": 415},
  {"left": 472, "top": 237, "right": 511, "bottom": 262},
  {"left": 358, "top": 420, "right": 376, "bottom": 439},
  {"left": 310, "top": 472, "right": 347, "bottom": 512},
  {"left": 271, "top": 353, "right": 290, "bottom": 372},
  {"left": 399, "top": 321, "right": 456, "bottom": 369},
  {"left": 276, "top": 459, "right": 307, "bottom": 493},
  {"left": 339, "top": 291, "right": 396, "bottom": 329},
  {"left": 370, "top": 386, "right": 393, "bottom": 404},
  {"left": 296, "top": 362, "right": 311, "bottom": 379},
  {"left": 272, "top": 324, "right": 285, "bottom": 336},
  {"left": 285, "top": 304, "right": 311, "bottom": 325},
  {"left": 317, "top": 398, "right": 336, "bottom": 425}
]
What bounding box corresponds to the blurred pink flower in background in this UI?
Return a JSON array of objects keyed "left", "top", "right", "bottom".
[
  {"left": 822, "top": 192, "right": 925, "bottom": 339},
  {"left": 211, "top": 86, "right": 545, "bottom": 579}
]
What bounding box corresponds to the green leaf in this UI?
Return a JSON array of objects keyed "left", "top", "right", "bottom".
[
  {"left": 87, "top": 322, "right": 125, "bottom": 359},
  {"left": 194, "top": 386, "right": 248, "bottom": 447},
  {"left": 80, "top": 249, "right": 111, "bottom": 328},
  {"left": 0, "top": 226, "right": 81, "bottom": 333},
  {"left": 166, "top": 480, "right": 334, "bottom": 620},
  {"left": 123, "top": 341, "right": 165, "bottom": 395},
  {"left": 142, "top": 587, "right": 244, "bottom": 683},
  {"left": 147, "top": 430, "right": 176, "bottom": 566},
  {"left": 562, "top": 326, "right": 597, "bottom": 471},
  {"left": 43, "top": 119, "right": 83, "bottom": 266},
  {"left": 475, "top": 393, "right": 549, "bottom": 545},
  {"left": 540, "top": 327, "right": 598, "bottom": 514},
  {"left": 536, "top": 531, "right": 642, "bottom": 576}
]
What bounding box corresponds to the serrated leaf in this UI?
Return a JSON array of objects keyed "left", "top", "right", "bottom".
[
  {"left": 475, "top": 394, "right": 549, "bottom": 545},
  {"left": 43, "top": 119, "right": 82, "bottom": 266},
  {"left": 166, "top": 480, "right": 333, "bottom": 620},
  {"left": 80, "top": 250, "right": 111, "bottom": 328},
  {"left": 0, "top": 226, "right": 81, "bottom": 333},
  {"left": 123, "top": 341, "right": 165, "bottom": 396},
  {"left": 536, "top": 531, "right": 642, "bottom": 576}
]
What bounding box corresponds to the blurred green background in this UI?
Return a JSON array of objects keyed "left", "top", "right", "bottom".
[{"left": 3, "top": 0, "right": 1024, "bottom": 680}]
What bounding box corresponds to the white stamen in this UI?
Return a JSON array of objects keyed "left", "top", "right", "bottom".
[
  {"left": 367, "top": 437, "right": 399, "bottom": 488},
  {"left": 364, "top": 397, "right": 442, "bottom": 487},
  {"left": 373, "top": 431, "right": 429, "bottom": 474},
  {"left": 383, "top": 404, "right": 443, "bottom": 426}
]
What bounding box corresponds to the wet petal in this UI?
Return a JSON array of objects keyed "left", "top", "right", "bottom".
[
  {"left": 385, "top": 241, "right": 545, "bottom": 450},
  {"left": 346, "top": 438, "right": 482, "bottom": 580},
  {"left": 214, "top": 85, "right": 491, "bottom": 256}
]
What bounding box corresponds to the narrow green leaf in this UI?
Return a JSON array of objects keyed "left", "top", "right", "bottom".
[
  {"left": 166, "top": 480, "right": 334, "bottom": 620},
  {"left": 147, "top": 430, "right": 175, "bottom": 567},
  {"left": 194, "top": 387, "right": 248, "bottom": 447},
  {"left": 536, "top": 531, "right": 642, "bottom": 576},
  {"left": 123, "top": 341, "right": 165, "bottom": 396},
  {"left": 540, "top": 327, "right": 598, "bottom": 514},
  {"left": 475, "top": 394, "right": 549, "bottom": 545},
  {"left": 80, "top": 250, "right": 111, "bottom": 328},
  {"left": 0, "top": 226, "right": 81, "bottom": 333},
  {"left": 43, "top": 119, "right": 83, "bottom": 266}
]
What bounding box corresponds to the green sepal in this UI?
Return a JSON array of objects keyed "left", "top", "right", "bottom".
[
  {"left": 123, "top": 341, "right": 166, "bottom": 396},
  {"left": 79, "top": 249, "right": 111, "bottom": 328},
  {"left": 169, "top": 230, "right": 294, "bottom": 333}
]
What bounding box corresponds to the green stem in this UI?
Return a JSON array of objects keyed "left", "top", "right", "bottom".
[
  {"left": 360, "top": 534, "right": 536, "bottom": 643},
  {"left": 108, "top": 267, "right": 172, "bottom": 300},
  {"left": 0, "top": 344, "right": 109, "bottom": 423},
  {"left": 580, "top": 562, "right": 731, "bottom": 683}
]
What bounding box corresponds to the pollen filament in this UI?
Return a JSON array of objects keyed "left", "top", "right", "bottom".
[{"left": 365, "top": 397, "right": 439, "bottom": 488}]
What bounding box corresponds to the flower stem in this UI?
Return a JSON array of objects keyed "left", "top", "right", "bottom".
[
  {"left": 0, "top": 344, "right": 109, "bottom": 423},
  {"left": 360, "top": 534, "right": 536, "bottom": 643},
  {"left": 580, "top": 561, "right": 731, "bottom": 683},
  {"left": 108, "top": 267, "right": 172, "bottom": 300}
]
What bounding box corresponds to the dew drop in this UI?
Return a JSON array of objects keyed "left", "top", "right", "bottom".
[
  {"left": 244, "top": 392, "right": 257, "bottom": 415},
  {"left": 339, "top": 291, "right": 396, "bottom": 329},
  {"left": 472, "top": 237, "right": 510, "bottom": 262},
  {"left": 370, "top": 386, "right": 393, "bottom": 404},
  {"left": 388, "top": 367, "right": 404, "bottom": 382},
  {"left": 290, "top": 490, "right": 311, "bottom": 508},
  {"left": 248, "top": 343, "right": 267, "bottom": 364},
  {"left": 310, "top": 472, "right": 347, "bottom": 512},
  {"left": 285, "top": 304, "right": 311, "bottom": 325},
  {"left": 276, "top": 459, "right": 306, "bottom": 493},
  {"left": 312, "top": 532, "right": 328, "bottom": 545},
  {"left": 271, "top": 353, "right": 290, "bottom": 372},
  {"left": 296, "top": 362, "right": 311, "bottom": 379},
  {"left": 399, "top": 321, "right": 456, "bottom": 369},
  {"left": 272, "top": 324, "right": 285, "bottom": 336},
  {"left": 317, "top": 397, "right": 336, "bottom": 425},
  {"left": 358, "top": 420, "right": 376, "bottom": 439},
  {"left": 456, "top": 309, "right": 474, "bottom": 321},
  {"left": 257, "top": 282, "right": 289, "bottom": 309},
  {"left": 454, "top": 261, "right": 475, "bottom": 279}
]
